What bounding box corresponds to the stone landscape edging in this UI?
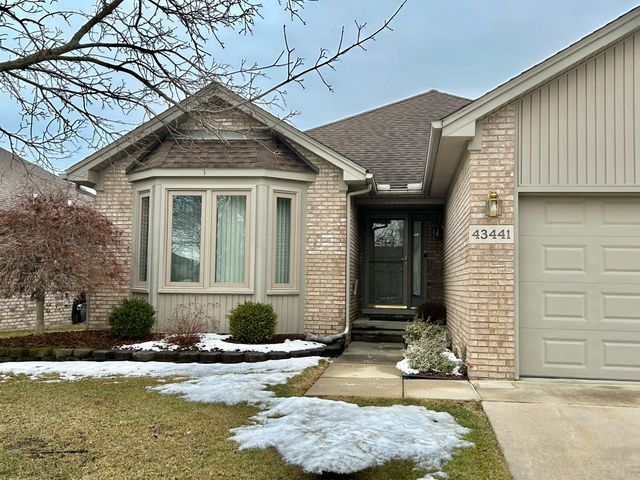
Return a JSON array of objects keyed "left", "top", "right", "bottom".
[{"left": 0, "top": 344, "right": 342, "bottom": 364}]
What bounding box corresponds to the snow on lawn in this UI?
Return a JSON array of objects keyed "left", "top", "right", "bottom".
[
  {"left": 231, "top": 396, "right": 472, "bottom": 475},
  {"left": 116, "top": 333, "right": 324, "bottom": 353},
  {"left": 0, "top": 357, "right": 473, "bottom": 478}
]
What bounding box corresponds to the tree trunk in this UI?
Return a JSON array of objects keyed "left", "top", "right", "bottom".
[{"left": 34, "top": 293, "right": 45, "bottom": 335}]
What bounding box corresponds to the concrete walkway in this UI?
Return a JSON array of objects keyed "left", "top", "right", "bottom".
[
  {"left": 475, "top": 379, "right": 640, "bottom": 480},
  {"left": 305, "top": 341, "right": 478, "bottom": 401}
]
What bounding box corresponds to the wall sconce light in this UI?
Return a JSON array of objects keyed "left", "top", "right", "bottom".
[{"left": 486, "top": 191, "right": 501, "bottom": 217}]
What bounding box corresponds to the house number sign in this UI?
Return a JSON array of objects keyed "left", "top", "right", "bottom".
[{"left": 468, "top": 225, "right": 514, "bottom": 244}]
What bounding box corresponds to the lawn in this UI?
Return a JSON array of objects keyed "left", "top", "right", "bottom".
[
  {"left": 0, "top": 362, "right": 509, "bottom": 480},
  {"left": 0, "top": 323, "right": 86, "bottom": 339}
]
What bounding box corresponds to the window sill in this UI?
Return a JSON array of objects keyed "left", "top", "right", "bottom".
[
  {"left": 267, "top": 289, "right": 300, "bottom": 296},
  {"left": 158, "top": 287, "right": 254, "bottom": 295},
  {"left": 131, "top": 286, "right": 149, "bottom": 293}
]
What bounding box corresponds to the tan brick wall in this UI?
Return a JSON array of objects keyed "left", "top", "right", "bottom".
[
  {"left": 443, "top": 157, "right": 472, "bottom": 355},
  {"left": 444, "top": 104, "right": 516, "bottom": 380},
  {"left": 88, "top": 160, "right": 133, "bottom": 328},
  {"left": 348, "top": 199, "right": 360, "bottom": 326},
  {"left": 0, "top": 294, "right": 72, "bottom": 331},
  {"left": 304, "top": 155, "right": 347, "bottom": 335}
]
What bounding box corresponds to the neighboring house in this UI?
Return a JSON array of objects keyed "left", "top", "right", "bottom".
[
  {"left": 0, "top": 148, "right": 93, "bottom": 330},
  {"left": 66, "top": 7, "right": 640, "bottom": 381}
]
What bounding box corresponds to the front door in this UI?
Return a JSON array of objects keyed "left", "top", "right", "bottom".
[{"left": 365, "top": 215, "right": 409, "bottom": 308}]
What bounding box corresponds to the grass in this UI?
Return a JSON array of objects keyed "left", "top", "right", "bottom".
[
  {"left": 0, "top": 362, "right": 509, "bottom": 480},
  {"left": 0, "top": 323, "right": 86, "bottom": 339}
]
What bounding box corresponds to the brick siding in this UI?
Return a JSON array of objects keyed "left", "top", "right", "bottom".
[
  {"left": 88, "top": 160, "right": 133, "bottom": 328},
  {"left": 0, "top": 294, "right": 72, "bottom": 331},
  {"left": 444, "top": 105, "right": 516, "bottom": 380},
  {"left": 303, "top": 153, "right": 347, "bottom": 335}
]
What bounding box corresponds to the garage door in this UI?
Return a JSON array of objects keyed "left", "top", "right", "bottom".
[{"left": 519, "top": 196, "right": 640, "bottom": 380}]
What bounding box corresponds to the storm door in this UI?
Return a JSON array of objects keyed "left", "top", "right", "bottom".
[{"left": 365, "top": 215, "right": 409, "bottom": 308}]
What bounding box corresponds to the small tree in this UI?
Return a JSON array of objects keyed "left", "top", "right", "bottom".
[{"left": 0, "top": 191, "right": 125, "bottom": 334}]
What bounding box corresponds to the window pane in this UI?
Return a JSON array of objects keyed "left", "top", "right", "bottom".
[
  {"left": 275, "top": 197, "right": 292, "bottom": 284},
  {"left": 215, "top": 195, "right": 246, "bottom": 283},
  {"left": 138, "top": 196, "right": 150, "bottom": 282},
  {"left": 412, "top": 221, "right": 421, "bottom": 296},
  {"left": 170, "top": 195, "right": 202, "bottom": 282}
]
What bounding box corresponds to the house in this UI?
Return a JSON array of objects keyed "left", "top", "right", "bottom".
[
  {"left": 0, "top": 148, "right": 93, "bottom": 330},
  {"left": 65, "top": 7, "right": 640, "bottom": 381}
]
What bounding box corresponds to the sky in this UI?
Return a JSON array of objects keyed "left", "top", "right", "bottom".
[{"left": 2, "top": 0, "right": 639, "bottom": 171}]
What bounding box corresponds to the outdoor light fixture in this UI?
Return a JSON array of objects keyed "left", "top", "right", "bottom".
[{"left": 486, "top": 191, "right": 501, "bottom": 217}]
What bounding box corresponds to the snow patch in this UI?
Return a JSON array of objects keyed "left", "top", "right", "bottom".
[
  {"left": 231, "top": 396, "right": 472, "bottom": 475},
  {"left": 0, "top": 357, "right": 321, "bottom": 383},
  {"left": 116, "top": 333, "right": 324, "bottom": 353}
]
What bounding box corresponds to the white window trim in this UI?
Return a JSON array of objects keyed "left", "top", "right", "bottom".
[
  {"left": 165, "top": 190, "right": 206, "bottom": 288},
  {"left": 269, "top": 190, "right": 298, "bottom": 292}
]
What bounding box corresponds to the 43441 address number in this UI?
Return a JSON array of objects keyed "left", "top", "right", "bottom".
[{"left": 468, "top": 225, "right": 514, "bottom": 243}]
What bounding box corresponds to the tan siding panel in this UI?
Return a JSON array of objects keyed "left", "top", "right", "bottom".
[
  {"left": 267, "top": 295, "right": 303, "bottom": 333},
  {"left": 519, "top": 31, "right": 640, "bottom": 187}
]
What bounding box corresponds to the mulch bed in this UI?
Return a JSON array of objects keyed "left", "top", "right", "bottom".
[
  {"left": 225, "top": 334, "right": 307, "bottom": 344},
  {"left": 0, "top": 331, "right": 163, "bottom": 350},
  {"left": 0, "top": 331, "right": 308, "bottom": 350}
]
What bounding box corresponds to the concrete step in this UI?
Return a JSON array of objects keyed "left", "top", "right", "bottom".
[{"left": 351, "top": 330, "right": 405, "bottom": 343}]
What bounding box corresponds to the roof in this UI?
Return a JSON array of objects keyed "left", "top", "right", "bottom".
[
  {"left": 306, "top": 90, "right": 471, "bottom": 188},
  {"left": 65, "top": 83, "right": 369, "bottom": 186},
  {"left": 0, "top": 148, "right": 91, "bottom": 210},
  {"left": 128, "top": 138, "right": 316, "bottom": 174}
]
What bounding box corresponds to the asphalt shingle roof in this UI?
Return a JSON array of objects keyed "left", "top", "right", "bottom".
[
  {"left": 0, "top": 148, "right": 88, "bottom": 210},
  {"left": 128, "top": 138, "right": 315, "bottom": 174},
  {"left": 306, "top": 90, "right": 471, "bottom": 188}
]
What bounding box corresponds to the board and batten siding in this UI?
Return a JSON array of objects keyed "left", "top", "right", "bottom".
[
  {"left": 519, "top": 31, "right": 640, "bottom": 188},
  {"left": 155, "top": 293, "right": 302, "bottom": 334}
]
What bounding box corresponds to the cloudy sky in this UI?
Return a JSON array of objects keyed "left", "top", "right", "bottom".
[{"left": 4, "top": 0, "right": 640, "bottom": 170}]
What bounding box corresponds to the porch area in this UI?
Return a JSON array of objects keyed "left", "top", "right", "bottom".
[{"left": 349, "top": 201, "right": 445, "bottom": 340}]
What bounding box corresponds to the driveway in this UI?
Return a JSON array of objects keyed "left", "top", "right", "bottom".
[{"left": 474, "top": 379, "right": 640, "bottom": 480}]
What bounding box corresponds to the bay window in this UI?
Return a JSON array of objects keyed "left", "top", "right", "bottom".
[
  {"left": 165, "top": 189, "right": 251, "bottom": 289},
  {"left": 168, "top": 192, "right": 204, "bottom": 284},
  {"left": 272, "top": 192, "right": 296, "bottom": 288},
  {"left": 137, "top": 192, "right": 150, "bottom": 285}
]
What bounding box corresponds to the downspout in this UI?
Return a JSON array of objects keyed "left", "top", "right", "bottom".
[{"left": 306, "top": 177, "right": 373, "bottom": 344}]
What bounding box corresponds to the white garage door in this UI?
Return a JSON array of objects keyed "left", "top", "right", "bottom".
[{"left": 519, "top": 196, "right": 640, "bottom": 380}]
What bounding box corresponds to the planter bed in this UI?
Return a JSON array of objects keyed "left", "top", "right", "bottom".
[
  {"left": 0, "top": 345, "right": 332, "bottom": 363},
  {"left": 401, "top": 372, "right": 468, "bottom": 381},
  {"left": 0, "top": 331, "right": 345, "bottom": 363}
]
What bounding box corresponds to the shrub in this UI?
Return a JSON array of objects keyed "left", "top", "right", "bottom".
[
  {"left": 403, "top": 320, "right": 451, "bottom": 348},
  {"left": 164, "top": 302, "right": 219, "bottom": 350},
  {"left": 228, "top": 301, "right": 277, "bottom": 344},
  {"left": 108, "top": 298, "right": 155, "bottom": 339},
  {"left": 416, "top": 302, "right": 446, "bottom": 324},
  {"left": 403, "top": 318, "right": 430, "bottom": 345},
  {"left": 406, "top": 325, "right": 456, "bottom": 373}
]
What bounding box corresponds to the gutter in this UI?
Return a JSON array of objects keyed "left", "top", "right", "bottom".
[
  {"left": 422, "top": 121, "right": 443, "bottom": 197},
  {"left": 306, "top": 176, "right": 373, "bottom": 344}
]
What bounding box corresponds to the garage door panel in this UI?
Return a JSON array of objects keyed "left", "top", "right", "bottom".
[
  {"left": 520, "top": 328, "right": 640, "bottom": 380},
  {"left": 521, "top": 282, "right": 640, "bottom": 331},
  {"left": 520, "top": 236, "right": 640, "bottom": 283},
  {"left": 519, "top": 195, "right": 640, "bottom": 381},
  {"left": 520, "top": 196, "right": 640, "bottom": 237}
]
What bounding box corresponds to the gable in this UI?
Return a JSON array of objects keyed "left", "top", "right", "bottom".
[
  {"left": 65, "top": 83, "right": 368, "bottom": 187},
  {"left": 519, "top": 30, "right": 640, "bottom": 187}
]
